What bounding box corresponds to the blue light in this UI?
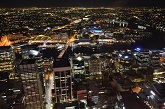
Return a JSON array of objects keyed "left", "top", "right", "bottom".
[
  {"left": 89, "top": 27, "right": 103, "bottom": 33},
  {"left": 135, "top": 47, "right": 141, "bottom": 52},
  {"left": 125, "top": 56, "right": 129, "bottom": 58},
  {"left": 93, "top": 30, "right": 103, "bottom": 33}
]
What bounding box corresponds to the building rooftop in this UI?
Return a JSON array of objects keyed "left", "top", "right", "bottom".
[
  {"left": 0, "top": 46, "right": 12, "bottom": 52},
  {"left": 21, "top": 44, "right": 39, "bottom": 50},
  {"left": 53, "top": 58, "right": 70, "bottom": 68},
  {"left": 20, "top": 59, "right": 36, "bottom": 65}
]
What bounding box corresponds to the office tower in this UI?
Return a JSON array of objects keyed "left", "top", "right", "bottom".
[
  {"left": 53, "top": 58, "right": 72, "bottom": 103},
  {"left": 18, "top": 59, "right": 43, "bottom": 109},
  {"left": 0, "top": 46, "right": 15, "bottom": 72},
  {"left": 0, "top": 46, "right": 24, "bottom": 108}
]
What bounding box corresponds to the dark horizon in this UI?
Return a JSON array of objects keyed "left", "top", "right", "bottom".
[{"left": 0, "top": 0, "right": 165, "bottom": 8}]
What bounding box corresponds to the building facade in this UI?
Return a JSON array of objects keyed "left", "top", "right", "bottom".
[
  {"left": 18, "top": 59, "right": 43, "bottom": 109},
  {"left": 53, "top": 58, "right": 73, "bottom": 103},
  {"left": 0, "top": 46, "right": 15, "bottom": 72}
]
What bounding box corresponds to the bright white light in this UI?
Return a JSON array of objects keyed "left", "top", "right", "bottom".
[
  {"left": 133, "top": 53, "right": 137, "bottom": 56},
  {"left": 29, "top": 50, "right": 39, "bottom": 56},
  {"left": 57, "top": 45, "right": 63, "bottom": 49},
  {"left": 77, "top": 56, "right": 82, "bottom": 61},
  {"left": 125, "top": 56, "right": 129, "bottom": 58},
  {"left": 119, "top": 54, "right": 122, "bottom": 57},
  {"left": 102, "top": 105, "right": 107, "bottom": 108},
  {"left": 66, "top": 106, "right": 75, "bottom": 109},
  {"left": 151, "top": 91, "right": 155, "bottom": 96},
  {"left": 99, "top": 91, "right": 105, "bottom": 94}
]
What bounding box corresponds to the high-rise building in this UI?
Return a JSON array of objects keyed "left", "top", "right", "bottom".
[
  {"left": 0, "top": 46, "right": 22, "bottom": 108},
  {"left": 0, "top": 46, "right": 15, "bottom": 72},
  {"left": 53, "top": 58, "right": 72, "bottom": 103},
  {"left": 18, "top": 59, "right": 44, "bottom": 109}
]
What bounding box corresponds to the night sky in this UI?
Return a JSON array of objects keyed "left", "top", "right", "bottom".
[{"left": 0, "top": 0, "right": 165, "bottom": 8}]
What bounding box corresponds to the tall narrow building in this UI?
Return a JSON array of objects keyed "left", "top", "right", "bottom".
[
  {"left": 18, "top": 59, "right": 44, "bottom": 109},
  {"left": 53, "top": 58, "right": 72, "bottom": 103}
]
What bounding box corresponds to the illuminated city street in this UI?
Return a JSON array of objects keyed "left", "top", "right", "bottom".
[{"left": 45, "top": 73, "right": 54, "bottom": 109}]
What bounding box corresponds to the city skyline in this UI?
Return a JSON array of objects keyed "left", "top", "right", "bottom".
[
  {"left": 0, "top": 0, "right": 165, "bottom": 8},
  {"left": 0, "top": 6, "right": 165, "bottom": 109}
]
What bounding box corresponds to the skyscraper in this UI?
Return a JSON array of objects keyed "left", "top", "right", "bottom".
[
  {"left": 18, "top": 59, "right": 44, "bottom": 109},
  {"left": 53, "top": 58, "right": 72, "bottom": 103}
]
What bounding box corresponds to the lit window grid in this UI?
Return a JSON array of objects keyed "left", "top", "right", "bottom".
[
  {"left": 54, "top": 70, "right": 72, "bottom": 103},
  {"left": 19, "top": 64, "right": 42, "bottom": 109}
]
